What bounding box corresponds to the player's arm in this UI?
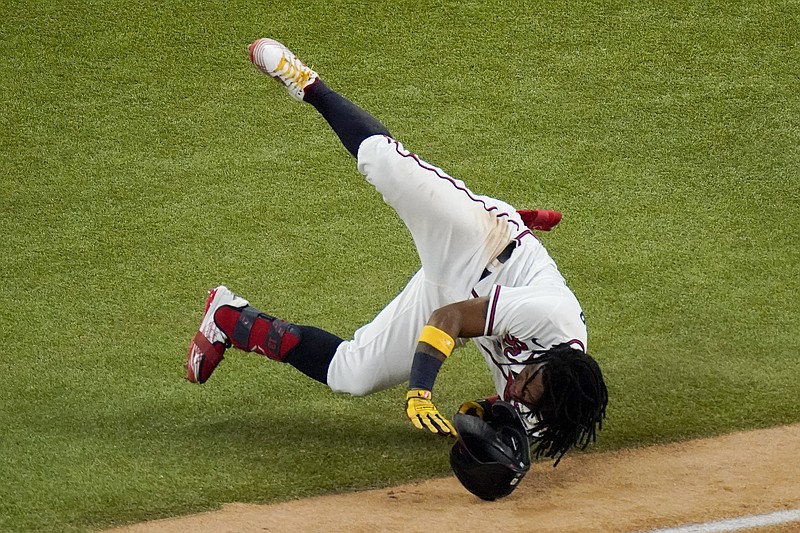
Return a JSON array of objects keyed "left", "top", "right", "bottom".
[{"left": 405, "top": 297, "right": 489, "bottom": 436}]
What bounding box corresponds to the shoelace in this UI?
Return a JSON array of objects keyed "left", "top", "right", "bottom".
[{"left": 275, "top": 55, "right": 313, "bottom": 88}]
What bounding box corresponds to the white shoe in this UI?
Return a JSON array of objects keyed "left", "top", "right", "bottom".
[
  {"left": 186, "top": 286, "right": 249, "bottom": 384},
  {"left": 248, "top": 38, "right": 319, "bottom": 101}
]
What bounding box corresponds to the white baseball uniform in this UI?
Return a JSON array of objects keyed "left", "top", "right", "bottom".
[{"left": 326, "top": 135, "right": 588, "bottom": 418}]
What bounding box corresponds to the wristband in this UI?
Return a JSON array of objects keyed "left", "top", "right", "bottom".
[
  {"left": 418, "top": 325, "right": 455, "bottom": 357},
  {"left": 408, "top": 351, "right": 444, "bottom": 392}
]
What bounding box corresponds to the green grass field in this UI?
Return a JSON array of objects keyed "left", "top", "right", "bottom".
[{"left": 2, "top": 0, "right": 798, "bottom": 531}]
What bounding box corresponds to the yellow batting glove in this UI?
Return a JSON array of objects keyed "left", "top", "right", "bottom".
[{"left": 405, "top": 389, "right": 457, "bottom": 437}]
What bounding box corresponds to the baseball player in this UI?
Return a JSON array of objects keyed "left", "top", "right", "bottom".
[{"left": 186, "top": 38, "right": 608, "bottom": 465}]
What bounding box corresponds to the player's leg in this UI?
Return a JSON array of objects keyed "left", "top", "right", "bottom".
[
  {"left": 249, "top": 38, "right": 521, "bottom": 291},
  {"left": 249, "top": 39, "right": 389, "bottom": 158},
  {"left": 186, "top": 281, "right": 445, "bottom": 396},
  {"left": 186, "top": 286, "right": 343, "bottom": 385},
  {"left": 356, "top": 137, "right": 520, "bottom": 291},
  {"left": 326, "top": 270, "right": 445, "bottom": 396},
  {"left": 304, "top": 80, "right": 391, "bottom": 158}
]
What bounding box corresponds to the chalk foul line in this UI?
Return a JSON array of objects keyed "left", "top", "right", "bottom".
[{"left": 643, "top": 509, "right": 800, "bottom": 533}]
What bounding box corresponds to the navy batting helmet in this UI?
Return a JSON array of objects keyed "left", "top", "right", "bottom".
[{"left": 449, "top": 401, "right": 531, "bottom": 500}]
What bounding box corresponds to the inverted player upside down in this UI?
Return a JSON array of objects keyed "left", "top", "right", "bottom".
[{"left": 186, "top": 38, "right": 608, "bottom": 471}]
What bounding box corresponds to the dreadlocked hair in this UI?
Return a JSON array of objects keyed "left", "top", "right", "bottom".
[{"left": 524, "top": 343, "right": 608, "bottom": 467}]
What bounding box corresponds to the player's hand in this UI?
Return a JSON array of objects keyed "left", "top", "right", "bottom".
[{"left": 405, "top": 389, "right": 457, "bottom": 437}]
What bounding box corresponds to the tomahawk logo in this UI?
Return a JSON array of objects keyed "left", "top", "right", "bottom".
[{"left": 503, "top": 335, "right": 528, "bottom": 358}]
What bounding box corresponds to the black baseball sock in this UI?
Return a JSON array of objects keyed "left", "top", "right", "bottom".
[
  {"left": 284, "top": 325, "right": 344, "bottom": 384},
  {"left": 303, "top": 80, "right": 391, "bottom": 157}
]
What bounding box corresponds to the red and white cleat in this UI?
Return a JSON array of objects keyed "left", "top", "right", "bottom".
[
  {"left": 248, "top": 38, "right": 319, "bottom": 101},
  {"left": 517, "top": 209, "right": 563, "bottom": 232},
  {"left": 186, "top": 286, "right": 249, "bottom": 384}
]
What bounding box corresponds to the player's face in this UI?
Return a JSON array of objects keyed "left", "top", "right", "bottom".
[{"left": 509, "top": 362, "right": 546, "bottom": 410}]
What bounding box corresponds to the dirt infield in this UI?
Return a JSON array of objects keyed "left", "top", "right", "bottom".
[{"left": 107, "top": 424, "right": 800, "bottom": 533}]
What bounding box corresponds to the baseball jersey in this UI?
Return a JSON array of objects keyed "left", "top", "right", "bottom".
[{"left": 472, "top": 259, "right": 588, "bottom": 429}]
